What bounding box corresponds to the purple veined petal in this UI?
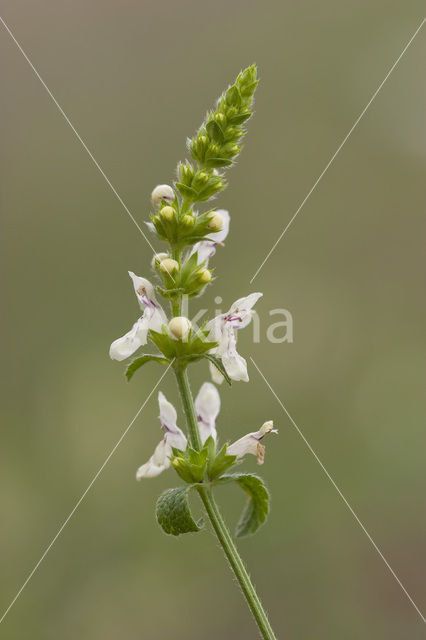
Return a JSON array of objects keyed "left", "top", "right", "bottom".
[
  {"left": 226, "top": 292, "right": 263, "bottom": 328},
  {"left": 128, "top": 272, "right": 159, "bottom": 309}
]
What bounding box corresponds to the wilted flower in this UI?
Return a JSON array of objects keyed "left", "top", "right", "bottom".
[
  {"left": 109, "top": 272, "right": 167, "bottom": 361},
  {"left": 136, "top": 392, "right": 187, "bottom": 479},
  {"left": 227, "top": 421, "right": 277, "bottom": 464},
  {"left": 190, "top": 209, "right": 230, "bottom": 265},
  {"left": 206, "top": 292, "right": 262, "bottom": 382}
]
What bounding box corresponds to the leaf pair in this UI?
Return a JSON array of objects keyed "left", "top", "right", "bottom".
[
  {"left": 125, "top": 329, "right": 231, "bottom": 385},
  {"left": 156, "top": 474, "right": 269, "bottom": 538}
]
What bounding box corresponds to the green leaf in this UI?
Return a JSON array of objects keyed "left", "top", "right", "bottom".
[
  {"left": 208, "top": 442, "right": 237, "bottom": 480},
  {"left": 125, "top": 354, "right": 169, "bottom": 381},
  {"left": 156, "top": 486, "right": 203, "bottom": 536},
  {"left": 149, "top": 328, "right": 177, "bottom": 358},
  {"left": 175, "top": 182, "right": 198, "bottom": 199},
  {"left": 171, "top": 444, "right": 208, "bottom": 483},
  {"left": 201, "top": 354, "right": 232, "bottom": 385},
  {"left": 220, "top": 474, "right": 269, "bottom": 537}
]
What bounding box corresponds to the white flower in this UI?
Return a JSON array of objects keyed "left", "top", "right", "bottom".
[
  {"left": 190, "top": 210, "right": 230, "bottom": 264},
  {"left": 206, "top": 292, "right": 262, "bottom": 382},
  {"left": 195, "top": 382, "right": 220, "bottom": 444},
  {"left": 151, "top": 184, "right": 175, "bottom": 208},
  {"left": 136, "top": 392, "right": 187, "bottom": 479},
  {"left": 227, "top": 421, "right": 277, "bottom": 464},
  {"left": 109, "top": 272, "right": 167, "bottom": 361}
]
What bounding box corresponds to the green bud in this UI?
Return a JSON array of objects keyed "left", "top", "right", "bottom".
[
  {"left": 160, "top": 206, "right": 175, "bottom": 221},
  {"left": 199, "top": 269, "right": 212, "bottom": 284},
  {"left": 207, "top": 211, "right": 224, "bottom": 232},
  {"left": 160, "top": 258, "right": 179, "bottom": 274},
  {"left": 181, "top": 214, "right": 195, "bottom": 227}
]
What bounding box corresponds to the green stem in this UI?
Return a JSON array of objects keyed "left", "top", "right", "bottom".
[
  {"left": 174, "top": 366, "right": 202, "bottom": 450},
  {"left": 197, "top": 486, "right": 276, "bottom": 640},
  {"left": 174, "top": 366, "right": 276, "bottom": 640}
]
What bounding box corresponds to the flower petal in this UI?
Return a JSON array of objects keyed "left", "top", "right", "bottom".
[
  {"left": 227, "top": 421, "right": 277, "bottom": 464},
  {"left": 190, "top": 210, "right": 230, "bottom": 265},
  {"left": 210, "top": 210, "right": 230, "bottom": 244},
  {"left": 136, "top": 438, "right": 170, "bottom": 479},
  {"left": 191, "top": 241, "right": 217, "bottom": 265},
  {"left": 136, "top": 393, "right": 187, "bottom": 480},
  {"left": 221, "top": 349, "right": 249, "bottom": 382},
  {"left": 109, "top": 273, "right": 167, "bottom": 361},
  {"left": 195, "top": 382, "right": 220, "bottom": 443},
  {"left": 128, "top": 272, "right": 159, "bottom": 310},
  {"left": 158, "top": 391, "right": 177, "bottom": 431},
  {"left": 228, "top": 292, "right": 263, "bottom": 328},
  {"left": 209, "top": 361, "right": 224, "bottom": 385},
  {"left": 109, "top": 316, "right": 149, "bottom": 361}
]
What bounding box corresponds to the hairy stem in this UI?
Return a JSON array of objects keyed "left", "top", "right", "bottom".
[
  {"left": 174, "top": 365, "right": 277, "bottom": 640},
  {"left": 174, "top": 366, "right": 202, "bottom": 451},
  {"left": 197, "top": 485, "right": 277, "bottom": 640}
]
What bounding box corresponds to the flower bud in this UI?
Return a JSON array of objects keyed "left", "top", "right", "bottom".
[
  {"left": 160, "top": 258, "right": 179, "bottom": 275},
  {"left": 168, "top": 317, "right": 191, "bottom": 341},
  {"left": 207, "top": 211, "right": 223, "bottom": 232},
  {"left": 151, "top": 184, "right": 174, "bottom": 208},
  {"left": 151, "top": 252, "right": 169, "bottom": 269},
  {"left": 199, "top": 269, "right": 212, "bottom": 284},
  {"left": 181, "top": 214, "right": 195, "bottom": 227},
  {"left": 196, "top": 171, "right": 209, "bottom": 185},
  {"left": 160, "top": 206, "right": 175, "bottom": 222}
]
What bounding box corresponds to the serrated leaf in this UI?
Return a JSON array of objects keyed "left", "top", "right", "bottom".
[
  {"left": 201, "top": 354, "right": 232, "bottom": 386},
  {"left": 221, "top": 474, "right": 269, "bottom": 537},
  {"left": 125, "top": 354, "right": 169, "bottom": 381},
  {"left": 156, "top": 486, "right": 203, "bottom": 536}
]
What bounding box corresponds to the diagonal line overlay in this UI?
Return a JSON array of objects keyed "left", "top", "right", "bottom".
[
  {"left": 0, "top": 15, "right": 158, "bottom": 256},
  {"left": 249, "top": 18, "right": 426, "bottom": 283},
  {"left": 0, "top": 362, "right": 173, "bottom": 625},
  {"left": 250, "top": 357, "right": 426, "bottom": 625}
]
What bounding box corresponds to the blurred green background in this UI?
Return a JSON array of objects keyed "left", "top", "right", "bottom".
[{"left": 1, "top": 2, "right": 425, "bottom": 638}]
